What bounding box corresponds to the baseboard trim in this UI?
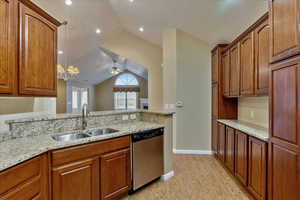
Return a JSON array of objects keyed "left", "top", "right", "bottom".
[
  {"left": 173, "top": 149, "right": 213, "bottom": 155},
  {"left": 160, "top": 170, "right": 174, "bottom": 181}
]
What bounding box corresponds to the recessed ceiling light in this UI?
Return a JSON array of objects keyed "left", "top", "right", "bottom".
[
  {"left": 139, "top": 27, "right": 144, "bottom": 32},
  {"left": 129, "top": 0, "right": 134, "bottom": 2},
  {"left": 65, "top": 0, "right": 72, "bottom": 6},
  {"left": 96, "top": 28, "right": 101, "bottom": 34},
  {"left": 58, "top": 50, "right": 64, "bottom": 55}
]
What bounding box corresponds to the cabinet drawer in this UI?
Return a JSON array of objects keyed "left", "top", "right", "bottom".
[
  {"left": 0, "top": 176, "right": 41, "bottom": 200},
  {"left": 52, "top": 136, "right": 130, "bottom": 167},
  {"left": 0, "top": 156, "right": 41, "bottom": 195}
]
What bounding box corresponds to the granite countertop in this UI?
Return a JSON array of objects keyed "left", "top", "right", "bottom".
[
  {"left": 5, "top": 109, "right": 175, "bottom": 124},
  {"left": 217, "top": 119, "right": 269, "bottom": 141},
  {"left": 0, "top": 121, "right": 164, "bottom": 172}
]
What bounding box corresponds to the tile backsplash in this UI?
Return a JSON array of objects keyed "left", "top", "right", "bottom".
[{"left": 238, "top": 96, "right": 269, "bottom": 128}]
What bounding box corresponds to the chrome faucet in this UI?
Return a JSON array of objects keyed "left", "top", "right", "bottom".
[{"left": 82, "top": 103, "right": 89, "bottom": 130}]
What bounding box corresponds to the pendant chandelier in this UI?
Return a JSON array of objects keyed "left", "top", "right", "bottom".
[{"left": 57, "top": 21, "right": 80, "bottom": 81}]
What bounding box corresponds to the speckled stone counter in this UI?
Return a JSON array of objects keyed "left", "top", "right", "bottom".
[
  {"left": 217, "top": 119, "right": 269, "bottom": 141},
  {"left": 0, "top": 121, "right": 164, "bottom": 172}
]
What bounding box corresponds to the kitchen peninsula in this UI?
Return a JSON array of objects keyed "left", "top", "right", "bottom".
[{"left": 0, "top": 109, "right": 174, "bottom": 200}]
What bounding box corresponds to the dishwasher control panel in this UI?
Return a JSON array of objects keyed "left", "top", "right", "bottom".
[{"left": 132, "top": 128, "right": 164, "bottom": 142}]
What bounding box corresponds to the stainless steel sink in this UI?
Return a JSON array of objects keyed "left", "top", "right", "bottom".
[
  {"left": 52, "top": 133, "right": 91, "bottom": 142},
  {"left": 87, "top": 128, "right": 119, "bottom": 136}
]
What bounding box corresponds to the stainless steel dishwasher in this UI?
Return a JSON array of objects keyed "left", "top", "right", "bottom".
[{"left": 131, "top": 128, "right": 164, "bottom": 191}]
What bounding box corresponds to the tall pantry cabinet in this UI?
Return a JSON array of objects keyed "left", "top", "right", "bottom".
[
  {"left": 268, "top": 0, "right": 300, "bottom": 199},
  {"left": 211, "top": 45, "right": 237, "bottom": 155}
]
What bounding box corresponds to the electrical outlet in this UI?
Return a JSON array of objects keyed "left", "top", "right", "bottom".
[
  {"left": 122, "top": 115, "right": 129, "bottom": 120},
  {"left": 130, "top": 114, "right": 136, "bottom": 120},
  {"left": 250, "top": 111, "right": 254, "bottom": 119}
]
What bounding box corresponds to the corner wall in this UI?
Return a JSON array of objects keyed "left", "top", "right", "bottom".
[{"left": 163, "top": 29, "right": 211, "bottom": 151}]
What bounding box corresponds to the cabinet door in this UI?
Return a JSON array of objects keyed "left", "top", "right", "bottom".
[
  {"left": 0, "top": 0, "right": 16, "bottom": 95},
  {"left": 229, "top": 44, "right": 240, "bottom": 97},
  {"left": 235, "top": 130, "right": 248, "bottom": 186},
  {"left": 52, "top": 158, "right": 99, "bottom": 200},
  {"left": 269, "top": 58, "right": 300, "bottom": 200},
  {"left": 217, "top": 123, "right": 226, "bottom": 162},
  {"left": 212, "top": 84, "right": 218, "bottom": 118},
  {"left": 212, "top": 119, "right": 218, "bottom": 154},
  {"left": 19, "top": 2, "right": 57, "bottom": 96},
  {"left": 269, "top": 0, "right": 300, "bottom": 63},
  {"left": 100, "top": 148, "right": 130, "bottom": 200},
  {"left": 255, "top": 19, "right": 270, "bottom": 95},
  {"left": 212, "top": 49, "right": 218, "bottom": 83},
  {"left": 240, "top": 33, "right": 255, "bottom": 96},
  {"left": 225, "top": 126, "right": 235, "bottom": 173},
  {"left": 222, "top": 51, "right": 230, "bottom": 97},
  {"left": 248, "top": 137, "right": 267, "bottom": 200}
]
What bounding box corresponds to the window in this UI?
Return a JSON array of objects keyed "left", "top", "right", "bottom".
[
  {"left": 71, "top": 87, "right": 89, "bottom": 113},
  {"left": 115, "top": 73, "right": 139, "bottom": 86},
  {"left": 114, "top": 73, "right": 139, "bottom": 110}
]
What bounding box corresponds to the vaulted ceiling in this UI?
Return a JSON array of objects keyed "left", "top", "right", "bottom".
[{"left": 32, "top": 0, "right": 267, "bottom": 85}]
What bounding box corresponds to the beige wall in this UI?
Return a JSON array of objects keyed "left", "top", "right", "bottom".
[
  {"left": 57, "top": 79, "right": 67, "bottom": 114},
  {"left": 163, "top": 28, "right": 177, "bottom": 106},
  {"left": 95, "top": 72, "right": 148, "bottom": 111},
  {"left": 238, "top": 96, "right": 269, "bottom": 128},
  {"left": 103, "top": 31, "right": 162, "bottom": 110},
  {"left": 163, "top": 29, "right": 211, "bottom": 151},
  {"left": 0, "top": 98, "right": 34, "bottom": 115}
]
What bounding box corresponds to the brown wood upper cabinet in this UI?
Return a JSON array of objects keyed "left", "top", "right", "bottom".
[
  {"left": 220, "top": 14, "right": 269, "bottom": 98},
  {"left": 254, "top": 19, "right": 270, "bottom": 95},
  {"left": 240, "top": 32, "right": 255, "bottom": 96},
  {"left": 229, "top": 44, "right": 240, "bottom": 97},
  {"left": 222, "top": 50, "right": 230, "bottom": 97},
  {"left": 19, "top": 1, "right": 58, "bottom": 96},
  {"left": 269, "top": 0, "right": 300, "bottom": 63},
  {"left": 0, "top": 0, "right": 60, "bottom": 97},
  {"left": 0, "top": 154, "right": 49, "bottom": 200},
  {"left": 0, "top": 0, "right": 16, "bottom": 95},
  {"left": 212, "top": 50, "right": 218, "bottom": 83}
]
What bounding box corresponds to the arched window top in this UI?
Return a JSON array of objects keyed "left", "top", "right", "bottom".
[{"left": 115, "top": 73, "right": 139, "bottom": 86}]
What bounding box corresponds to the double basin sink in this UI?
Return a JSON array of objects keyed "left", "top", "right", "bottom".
[{"left": 52, "top": 128, "right": 119, "bottom": 142}]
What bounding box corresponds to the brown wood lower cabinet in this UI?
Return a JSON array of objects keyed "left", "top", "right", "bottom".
[
  {"left": 225, "top": 126, "right": 235, "bottom": 173},
  {"left": 235, "top": 130, "right": 248, "bottom": 186},
  {"left": 217, "top": 123, "right": 226, "bottom": 162},
  {"left": 0, "top": 154, "right": 49, "bottom": 200},
  {"left": 248, "top": 137, "right": 267, "bottom": 200},
  {"left": 100, "top": 148, "right": 131, "bottom": 200},
  {"left": 51, "top": 136, "right": 131, "bottom": 200},
  {"left": 52, "top": 158, "right": 100, "bottom": 200},
  {"left": 217, "top": 122, "right": 267, "bottom": 200},
  {"left": 212, "top": 119, "right": 218, "bottom": 154}
]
